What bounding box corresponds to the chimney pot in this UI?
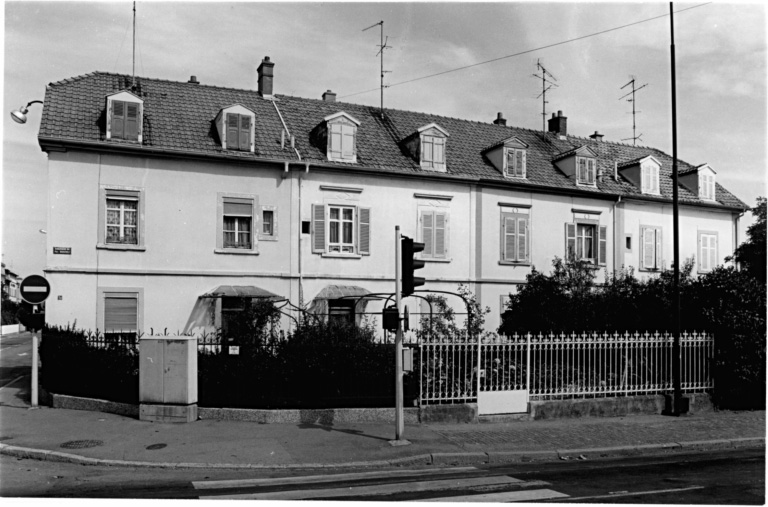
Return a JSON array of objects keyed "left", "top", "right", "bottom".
[
  {"left": 557, "top": 110, "right": 563, "bottom": 117},
  {"left": 322, "top": 90, "right": 336, "bottom": 102},
  {"left": 547, "top": 110, "right": 568, "bottom": 136},
  {"left": 188, "top": 75, "right": 199, "bottom": 84},
  {"left": 590, "top": 131, "right": 604, "bottom": 142},
  {"left": 493, "top": 112, "right": 507, "bottom": 126},
  {"left": 257, "top": 56, "right": 275, "bottom": 97}
]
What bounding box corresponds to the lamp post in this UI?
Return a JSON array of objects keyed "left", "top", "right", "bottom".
[{"left": 10, "top": 100, "right": 43, "bottom": 124}]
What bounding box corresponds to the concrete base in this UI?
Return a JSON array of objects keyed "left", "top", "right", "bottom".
[
  {"left": 388, "top": 439, "right": 412, "bottom": 447},
  {"left": 140, "top": 403, "right": 198, "bottom": 423},
  {"left": 419, "top": 403, "right": 478, "bottom": 424}
]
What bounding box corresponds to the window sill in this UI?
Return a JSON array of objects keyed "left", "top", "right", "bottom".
[
  {"left": 421, "top": 257, "right": 451, "bottom": 263},
  {"left": 321, "top": 253, "right": 362, "bottom": 259},
  {"left": 214, "top": 248, "right": 259, "bottom": 255},
  {"left": 97, "top": 243, "right": 146, "bottom": 251},
  {"left": 499, "top": 261, "right": 531, "bottom": 266},
  {"left": 327, "top": 157, "right": 358, "bottom": 164}
]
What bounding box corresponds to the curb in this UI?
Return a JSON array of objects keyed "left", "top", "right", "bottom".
[{"left": 1, "top": 437, "right": 763, "bottom": 471}]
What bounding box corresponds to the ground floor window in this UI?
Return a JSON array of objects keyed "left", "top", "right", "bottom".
[{"left": 328, "top": 299, "right": 356, "bottom": 326}]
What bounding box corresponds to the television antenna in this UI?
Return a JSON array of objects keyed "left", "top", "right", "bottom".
[
  {"left": 531, "top": 59, "right": 558, "bottom": 132},
  {"left": 363, "top": 20, "right": 392, "bottom": 117},
  {"left": 619, "top": 77, "right": 648, "bottom": 145}
]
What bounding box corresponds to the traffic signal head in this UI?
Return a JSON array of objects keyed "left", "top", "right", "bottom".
[{"left": 401, "top": 236, "right": 425, "bottom": 297}]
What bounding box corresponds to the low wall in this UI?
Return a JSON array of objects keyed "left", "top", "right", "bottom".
[
  {"left": 1, "top": 324, "right": 25, "bottom": 335},
  {"left": 529, "top": 393, "right": 713, "bottom": 420}
]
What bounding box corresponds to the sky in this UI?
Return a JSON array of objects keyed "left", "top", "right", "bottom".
[{"left": 2, "top": 1, "right": 766, "bottom": 278}]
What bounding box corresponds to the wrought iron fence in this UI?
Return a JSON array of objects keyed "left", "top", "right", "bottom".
[{"left": 419, "top": 331, "right": 714, "bottom": 404}]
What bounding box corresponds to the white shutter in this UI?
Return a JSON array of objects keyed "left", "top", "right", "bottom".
[
  {"left": 655, "top": 229, "right": 662, "bottom": 270},
  {"left": 433, "top": 137, "right": 445, "bottom": 165},
  {"left": 341, "top": 124, "right": 355, "bottom": 160},
  {"left": 422, "top": 136, "right": 433, "bottom": 166},
  {"left": 434, "top": 212, "right": 447, "bottom": 257},
  {"left": 709, "top": 235, "right": 717, "bottom": 270},
  {"left": 517, "top": 217, "right": 527, "bottom": 262},
  {"left": 642, "top": 227, "right": 655, "bottom": 269},
  {"left": 329, "top": 123, "right": 342, "bottom": 159},
  {"left": 422, "top": 211, "right": 434, "bottom": 257}
]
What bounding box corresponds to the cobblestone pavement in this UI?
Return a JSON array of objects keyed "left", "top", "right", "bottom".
[{"left": 432, "top": 411, "right": 766, "bottom": 450}]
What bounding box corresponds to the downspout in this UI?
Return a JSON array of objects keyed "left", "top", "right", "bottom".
[
  {"left": 734, "top": 209, "right": 745, "bottom": 270},
  {"left": 612, "top": 195, "right": 622, "bottom": 275}
]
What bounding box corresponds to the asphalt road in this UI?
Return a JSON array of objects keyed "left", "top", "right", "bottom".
[
  {"left": 1, "top": 448, "right": 763, "bottom": 502},
  {"left": 0, "top": 332, "right": 32, "bottom": 389}
]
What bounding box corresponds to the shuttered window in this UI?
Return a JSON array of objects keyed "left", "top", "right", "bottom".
[
  {"left": 566, "top": 222, "right": 607, "bottom": 265},
  {"left": 226, "top": 113, "right": 252, "bottom": 151},
  {"left": 698, "top": 232, "right": 718, "bottom": 272},
  {"left": 700, "top": 174, "right": 715, "bottom": 201},
  {"left": 421, "top": 135, "right": 446, "bottom": 169},
  {"left": 640, "top": 226, "right": 662, "bottom": 270},
  {"left": 328, "top": 122, "right": 356, "bottom": 162},
  {"left": 421, "top": 210, "right": 448, "bottom": 259},
  {"left": 104, "top": 294, "right": 138, "bottom": 335},
  {"left": 577, "top": 157, "right": 596, "bottom": 185},
  {"left": 501, "top": 212, "right": 529, "bottom": 263},
  {"left": 642, "top": 164, "right": 659, "bottom": 194},
  {"left": 223, "top": 197, "right": 253, "bottom": 249},
  {"left": 505, "top": 149, "right": 526, "bottom": 178},
  {"left": 311, "top": 204, "right": 370, "bottom": 256},
  {"left": 110, "top": 100, "right": 140, "bottom": 141}
]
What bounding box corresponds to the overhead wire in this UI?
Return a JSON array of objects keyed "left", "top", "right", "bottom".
[{"left": 339, "top": 3, "right": 711, "bottom": 100}]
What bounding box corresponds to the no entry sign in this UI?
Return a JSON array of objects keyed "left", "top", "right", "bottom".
[{"left": 19, "top": 275, "right": 51, "bottom": 305}]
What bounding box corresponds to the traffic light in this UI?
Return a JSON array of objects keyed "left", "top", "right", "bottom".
[{"left": 401, "top": 236, "right": 425, "bottom": 297}]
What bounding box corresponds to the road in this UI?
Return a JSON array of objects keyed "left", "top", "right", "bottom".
[
  {"left": 0, "top": 331, "right": 32, "bottom": 392},
  {"left": 1, "top": 448, "right": 763, "bottom": 502}
]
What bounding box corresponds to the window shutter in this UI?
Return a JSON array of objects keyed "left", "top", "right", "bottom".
[
  {"left": 422, "top": 136, "right": 433, "bottom": 165},
  {"left": 565, "top": 223, "right": 577, "bottom": 259},
  {"left": 434, "top": 212, "right": 447, "bottom": 257},
  {"left": 112, "top": 100, "right": 125, "bottom": 139},
  {"left": 358, "top": 207, "right": 370, "bottom": 255},
  {"left": 433, "top": 137, "right": 445, "bottom": 165},
  {"left": 312, "top": 204, "right": 326, "bottom": 253},
  {"left": 642, "top": 228, "right": 654, "bottom": 269},
  {"left": 588, "top": 159, "right": 596, "bottom": 184},
  {"left": 518, "top": 217, "right": 528, "bottom": 262},
  {"left": 104, "top": 296, "right": 138, "bottom": 332},
  {"left": 239, "top": 115, "right": 251, "bottom": 151},
  {"left": 710, "top": 235, "right": 717, "bottom": 270},
  {"left": 223, "top": 199, "right": 253, "bottom": 216},
  {"left": 329, "top": 123, "right": 342, "bottom": 159},
  {"left": 598, "top": 226, "right": 607, "bottom": 266},
  {"left": 655, "top": 229, "right": 662, "bottom": 270},
  {"left": 341, "top": 124, "right": 355, "bottom": 159},
  {"left": 519, "top": 151, "right": 526, "bottom": 177},
  {"left": 227, "top": 114, "right": 240, "bottom": 150},
  {"left": 503, "top": 215, "right": 516, "bottom": 261},
  {"left": 652, "top": 168, "right": 659, "bottom": 193},
  {"left": 422, "top": 211, "right": 434, "bottom": 257},
  {"left": 126, "top": 103, "right": 139, "bottom": 140}
]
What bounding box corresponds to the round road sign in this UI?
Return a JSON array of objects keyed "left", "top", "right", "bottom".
[{"left": 19, "top": 275, "right": 51, "bottom": 305}]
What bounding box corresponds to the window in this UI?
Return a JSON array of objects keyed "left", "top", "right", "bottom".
[
  {"left": 98, "top": 287, "right": 142, "bottom": 340},
  {"left": 259, "top": 206, "right": 277, "bottom": 240},
  {"left": 505, "top": 148, "right": 526, "bottom": 178},
  {"left": 420, "top": 210, "right": 448, "bottom": 260},
  {"left": 98, "top": 187, "right": 145, "bottom": 250},
  {"left": 698, "top": 232, "right": 718, "bottom": 272},
  {"left": 501, "top": 211, "right": 529, "bottom": 263},
  {"left": 700, "top": 173, "right": 715, "bottom": 201},
  {"left": 311, "top": 204, "right": 370, "bottom": 256},
  {"left": 106, "top": 197, "right": 138, "bottom": 245},
  {"left": 640, "top": 226, "right": 662, "bottom": 271},
  {"left": 421, "top": 135, "right": 446, "bottom": 170},
  {"left": 328, "top": 120, "right": 357, "bottom": 162},
  {"left": 565, "top": 222, "right": 607, "bottom": 265},
  {"left": 226, "top": 113, "right": 252, "bottom": 151},
  {"left": 110, "top": 100, "right": 140, "bottom": 141},
  {"left": 577, "top": 157, "right": 596, "bottom": 186},
  {"left": 216, "top": 193, "right": 258, "bottom": 254},
  {"left": 328, "top": 299, "right": 355, "bottom": 326},
  {"left": 642, "top": 164, "right": 660, "bottom": 194}
]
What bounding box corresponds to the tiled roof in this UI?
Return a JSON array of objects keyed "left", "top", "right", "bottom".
[{"left": 38, "top": 72, "right": 747, "bottom": 210}]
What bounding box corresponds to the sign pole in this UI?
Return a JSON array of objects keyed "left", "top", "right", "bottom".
[
  {"left": 395, "top": 226, "right": 404, "bottom": 440},
  {"left": 32, "top": 330, "right": 39, "bottom": 407},
  {"left": 19, "top": 275, "right": 51, "bottom": 409}
]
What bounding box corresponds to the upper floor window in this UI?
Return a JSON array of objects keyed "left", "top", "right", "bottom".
[
  {"left": 641, "top": 163, "right": 660, "bottom": 194},
  {"left": 565, "top": 221, "right": 607, "bottom": 265},
  {"left": 640, "top": 226, "right": 662, "bottom": 271},
  {"left": 98, "top": 186, "right": 145, "bottom": 251},
  {"left": 698, "top": 231, "right": 718, "bottom": 272},
  {"left": 216, "top": 193, "right": 258, "bottom": 254},
  {"left": 322, "top": 112, "right": 360, "bottom": 163},
  {"left": 312, "top": 203, "right": 370, "bottom": 256},
  {"left": 421, "top": 135, "right": 445, "bottom": 170},
  {"left": 500, "top": 208, "right": 530, "bottom": 264},
  {"left": 106, "top": 91, "right": 143, "bottom": 143},
  {"left": 700, "top": 173, "right": 715, "bottom": 200},
  {"left": 215, "top": 105, "right": 255, "bottom": 153},
  {"left": 420, "top": 209, "right": 449, "bottom": 260},
  {"left": 577, "top": 157, "right": 596, "bottom": 186},
  {"left": 505, "top": 148, "right": 526, "bottom": 178}
]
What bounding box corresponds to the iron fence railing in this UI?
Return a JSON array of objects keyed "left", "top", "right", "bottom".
[{"left": 419, "top": 331, "right": 714, "bottom": 404}]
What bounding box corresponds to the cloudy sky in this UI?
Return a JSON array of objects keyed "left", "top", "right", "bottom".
[{"left": 3, "top": 1, "right": 766, "bottom": 278}]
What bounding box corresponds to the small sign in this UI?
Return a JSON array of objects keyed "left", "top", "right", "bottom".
[
  {"left": 228, "top": 346, "right": 240, "bottom": 355},
  {"left": 53, "top": 247, "right": 71, "bottom": 255},
  {"left": 20, "top": 275, "right": 51, "bottom": 305}
]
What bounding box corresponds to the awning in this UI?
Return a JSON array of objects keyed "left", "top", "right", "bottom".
[
  {"left": 200, "top": 285, "right": 283, "bottom": 299},
  {"left": 311, "top": 285, "right": 372, "bottom": 300}
]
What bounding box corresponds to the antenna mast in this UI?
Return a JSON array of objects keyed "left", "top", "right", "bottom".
[
  {"left": 363, "top": 20, "right": 391, "bottom": 116},
  {"left": 531, "top": 59, "right": 558, "bottom": 132},
  {"left": 619, "top": 77, "right": 648, "bottom": 145},
  {"left": 132, "top": 1, "right": 136, "bottom": 87}
]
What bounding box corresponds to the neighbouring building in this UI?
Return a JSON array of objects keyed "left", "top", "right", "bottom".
[
  {"left": 2, "top": 264, "right": 22, "bottom": 303},
  {"left": 36, "top": 57, "right": 747, "bottom": 337}
]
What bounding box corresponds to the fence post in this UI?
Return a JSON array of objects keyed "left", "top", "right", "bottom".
[
  {"left": 526, "top": 332, "right": 531, "bottom": 404},
  {"left": 476, "top": 330, "right": 482, "bottom": 399}
]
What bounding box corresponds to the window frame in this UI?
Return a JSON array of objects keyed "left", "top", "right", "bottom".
[
  {"left": 419, "top": 208, "right": 450, "bottom": 261},
  {"left": 97, "top": 186, "right": 146, "bottom": 251},
  {"left": 500, "top": 209, "right": 530, "bottom": 265},
  {"left": 328, "top": 204, "right": 356, "bottom": 254},
  {"left": 639, "top": 225, "right": 663, "bottom": 271},
  {"left": 698, "top": 231, "right": 719, "bottom": 273},
  {"left": 420, "top": 134, "right": 446, "bottom": 170},
  {"left": 504, "top": 148, "right": 527, "bottom": 179},
  {"left": 576, "top": 156, "right": 597, "bottom": 186},
  {"left": 259, "top": 205, "right": 278, "bottom": 241},
  {"left": 700, "top": 173, "right": 716, "bottom": 201},
  {"left": 97, "top": 287, "right": 143, "bottom": 338},
  {"left": 641, "top": 163, "right": 660, "bottom": 195},
  {"left": 225, "top": 113, "right": 253, "bottom": 152},
  {"left": 107, "top": 97, "right": 142, "bottom": 143},
  {"left": 311, "top": 203, "right": 370, "bottom": 258},
  {"left": 565, "top": 219, "right": 607, "bottom": 266},
  {"left": 216, "top": 193, "right": 259, "bottom": 255},
  {"left": 327, "top": 118, "right": 358, "bottom": 163}
]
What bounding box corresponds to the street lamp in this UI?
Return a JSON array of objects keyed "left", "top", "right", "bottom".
[{"left": 10, "top": 100, "right": 43, "bottom": 124}]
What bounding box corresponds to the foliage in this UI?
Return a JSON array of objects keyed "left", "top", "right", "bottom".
[
  {"left": 727, "top": 197, "right": 766, "bottom": 284},
  {"left": 416, "top": 284, "right": 490, "bottom": 342},
  {"left": 1, "top": 290, "right": 22, "bottom": 325}
]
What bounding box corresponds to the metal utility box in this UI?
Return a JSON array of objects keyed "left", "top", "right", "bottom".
[{"left": 139, "top": 336, "right": 198, "bottom": 423}]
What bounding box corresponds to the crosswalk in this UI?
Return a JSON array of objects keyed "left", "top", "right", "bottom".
[{"left": 191, "top": 466, "right": 570, "bottom": 502}]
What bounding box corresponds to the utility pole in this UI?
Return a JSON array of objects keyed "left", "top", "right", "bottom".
[
  {"left": 532, "top": 59, "right": 558, "bottom": 132},
  {"left": 619, "top": 77, "right": 648, "bottom": 146},
  {"left": 363, "top": 21, "right": 391, "bottom": 117},
  {"left": 132, "top": 1, "right": 136, "bottom": 87}
]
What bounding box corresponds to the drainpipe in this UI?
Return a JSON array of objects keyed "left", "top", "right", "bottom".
[{"left": 612, "top": 195, "right": 622, "bottom": 275}]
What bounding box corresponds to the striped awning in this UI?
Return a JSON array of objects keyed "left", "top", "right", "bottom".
[{"left": 200, "top": 285, "right": 283, "bottom": 299}]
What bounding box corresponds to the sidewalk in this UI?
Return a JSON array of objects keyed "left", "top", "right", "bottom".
[{"left": 0, "top": 377, "right": 764, "bottom": 470}]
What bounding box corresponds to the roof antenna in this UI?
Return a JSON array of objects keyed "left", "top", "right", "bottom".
[
  {"left": 363, "top": 20, "right": 391, "bottom": 118},
  {"left": 619, "top": 76, "right": 648, "bottom": 146},
  {"left": 132, "top": 1, "right": 136, "bottom": 88},
  {"left": 532, "top": 59, "right": 558, "bottom": 132}
]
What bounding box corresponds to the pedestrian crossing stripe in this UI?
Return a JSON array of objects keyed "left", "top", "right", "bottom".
[
  {"left": 207, "top": 476, "right": 525, "bottom": 500},
  {"left": 416, "top": 489, "right": 570, "bottom": 502}
]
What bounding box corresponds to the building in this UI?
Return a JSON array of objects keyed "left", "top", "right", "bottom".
[
  {"left": 36, "top": 57, "right": 747, "bottom": 337},
  {"left": 2, "top": 264, "right": 22, "bottom": 303}
]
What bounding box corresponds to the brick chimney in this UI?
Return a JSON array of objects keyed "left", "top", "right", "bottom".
[
  {"left": 493, "top": 112, "right": 507, "bottom": 126},
  {"left": 547, "top": 110, "right": 567, "bottom": 136},
  {"left": 589, "top": 131, "right": 604, "bottom": 142},
  {"left": 257, "top": 56, "right": 275, "bottom": 97},
  {"left": 322, "top": 90, "right": 336, "bottom": 102}
]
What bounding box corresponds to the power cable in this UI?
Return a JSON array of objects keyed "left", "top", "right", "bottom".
[{"left": 339, "top": 3, "right": 710, "bottom": 100}]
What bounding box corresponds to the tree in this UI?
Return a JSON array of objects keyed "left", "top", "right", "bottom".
[{"left": 728, "top": 196, "right": 766, "bottom": 284}]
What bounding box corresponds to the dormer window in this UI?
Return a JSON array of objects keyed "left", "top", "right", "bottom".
[
  {"left": 641, "top": 162, "right": 660, "bottom": 195},
  {"left": 700, "top": 172, "right": 715, "bottom": 200},
  {"left": 419, "top": 124, "right": 449, "bottom": 171},
  {"left": 679, "top": 164, "right": 716, "bottom": 202},
  {"left": 577, "top": 157, "right": 596, "bottom": 186},
  {"left": 312, "top": 112, "right": 361, "bottom": 163},
  {"left": 505, "top": 148, "right": 526, "bottom": 178},
  {"left": 618, "top": 156, "right": 661, "bottom": 195},
  {"left": 483, "top": 136, "right": 528, "bottom": 179},
  {"left": 106, "top": 91, "right": 143, "bottom": 143},
  {"left": 215, "top": 104, "right": 255, "bottom": 153}
]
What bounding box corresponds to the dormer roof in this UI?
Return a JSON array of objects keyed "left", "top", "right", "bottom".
[
  {"left": 323, "top": 111, "right": 360, "bottom": 125},
  {"left": 617, "top": 155, "right": 661, "bottom": 170},
  {"left": 679, "top": 163, "right": 716, "bottom": 176},
  {"left": 417, "top": 122, "right": 449, "bottom": 136},
  {"left": 552, "top": 145, "right": 597, "bottom": 162},
  {"left": 482, "top": 135, "right": 528, "bottom": 153},
  {"left": 106, "top": 89, "right": 142, "bottom": 101}
]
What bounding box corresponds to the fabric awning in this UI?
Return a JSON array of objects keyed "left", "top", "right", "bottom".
[
  {"left": 311, "top": 285, "right": 372, "bottom": 300},
  {"left": 200, "top": 285, "right": 283, "bottom": 299}
]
